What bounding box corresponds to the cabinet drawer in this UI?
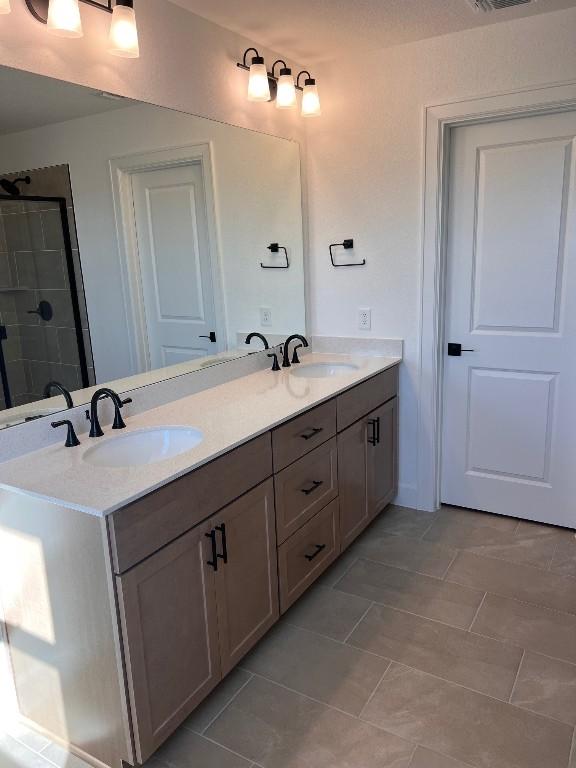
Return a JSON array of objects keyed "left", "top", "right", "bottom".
[
  {"left": 275, "top": 439, "right": 338, "bottom": 544},
  {"left": 110, "top": 433, "right": 272, "bottom": 574},
  {"left": 337, "top": 367, "right": 398, "bottom": 432},
  {"left": 272, "top": 399, "right": 336, "bottom": 471},
  {"left": 278, "top": 499, "right": 340, "bottom": 613}
]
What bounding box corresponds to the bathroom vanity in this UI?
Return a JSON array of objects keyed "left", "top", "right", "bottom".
[{"left": 0, "top": 356, "right": 399, "bottom": 768}]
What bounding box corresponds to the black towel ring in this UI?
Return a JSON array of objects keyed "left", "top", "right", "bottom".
[
  {"left": 329, "top": 239, "right": 365, "bottom": 268},
  {"left": 261, "top": 243, "right": 289, "bottom": 269}
]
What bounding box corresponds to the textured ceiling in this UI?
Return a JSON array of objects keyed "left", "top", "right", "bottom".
[{"left": 169, "top": 0, "right": 576, "bottom": 64}]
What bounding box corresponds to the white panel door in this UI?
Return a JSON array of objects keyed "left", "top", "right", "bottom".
[
  {"left": 442, "top": 112, "right": 576, "bottom": 528},
  {"left": 131, "top": 163, "right": 219, "bottom": 369}
]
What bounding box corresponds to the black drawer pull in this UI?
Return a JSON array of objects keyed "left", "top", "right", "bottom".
[
  {"left": 216, "top": 523, "right": 228, "bottom": 564},
  {"left": 205, "top": 529, "right": 218, "bottom": 572},
  {"left": 368, "top": 417, "right": 381, "bottom": 446},
  {"left": 300, "top": 427, "right": 324, "bottom": 441},
  {"left": 301, "top": 480, "right": 324, "bottom": 496},
  {"left": 304, "top": 544, "right": 326, "bottom": 562}
]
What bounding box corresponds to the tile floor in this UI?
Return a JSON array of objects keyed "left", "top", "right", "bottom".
[{"left": 1, "top": 505, "right": 575, "bottom": 768}]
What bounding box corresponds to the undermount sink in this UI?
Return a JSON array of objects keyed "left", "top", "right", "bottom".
[
  {"left": 290, "top": 362, "right": 360, "bottom": 379},
  {"left": 82, "top": 427, "right": 204, "bottom": 468}
]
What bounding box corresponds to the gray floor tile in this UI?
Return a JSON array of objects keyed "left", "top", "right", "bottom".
[
  {"left": 354, "top": 531, "right": 456, "bottom": 578},
  {"left": 242, "top": 623, "right": 388, "bottom": 716},
  {"left": 206, "top": 675, "right": 414, "bottom": 768},
  {"left": 551, "top": 531, "right": 576, "bottom": 580},
  {"left": 510, "top": 651, "right": 576, "bottom": 725},
  {"left": 424, "top": 511, "right": 559, "bottom": 569},
  {"left": 439, "top": 506, "right": 519, "bottom": 532},
  {"left": 370, "top": 506, "right": 438, "bottom": 539},
  {"left": 40, "top": 743, "right": 92, "bottom": 768},
  {"left": 183, "top": 669, "right": 252, "bottom": 734},
  {"left": 316, "top": 548, "right": 361, "bottom": 588},
  {"left": 471, "top": 594, "right": 576, "bottom": 664},
  {"left": 284, "top": 585, "right": 372, "bottom": 641},
  {"left": 0, "top": 734, "right": 50, "bottom": 768},
  {"left": 446, "top": 551, "right": 576, "bottom": 615},
  {"left": 362, "top": 663, "right": 573, "bottom": 768},
  {"left": 409, "top": 747, "right": 474, "bottom": 768},
  {"left": 348, "top": 604, "right": 522, "bottom": 699},
  {"left": 335, "top": 558, "right": 484, "bottom": 629},
  {"left": 7, "top": 723, "right": 51, "bottom": 754},
  {"left": 154, "top": 729, "right": 251, "bottom": 768}
]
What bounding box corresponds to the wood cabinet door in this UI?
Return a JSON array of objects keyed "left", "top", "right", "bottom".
[
  {"left": 213, "top": 479, "right": 279, "bottom": 675},
  {"left": 116, "top": 521, "right": 221, "bottom": 764},
  {"left": 366, "top": 398, "right": 398, "bottom": 518},
  {"left": 337, "top": 418, "right": 369, "bottom": 551}
]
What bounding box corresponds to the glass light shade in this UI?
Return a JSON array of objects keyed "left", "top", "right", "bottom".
[
  {"left": 108, "top": 4, "right": 140, "bottom": 58},
  {"left": 0, "top": 0, "right": 11, "bottom": 15},
  {"left": 302, "top": 81, "right": 321, "bottom": 117},
  {"left": 247, "top": 60, "right": 270, "bottom": 102},
  {"left": 47, "top": 0, "right": 83, "bottom": 38},
  {"left": 276, "top": 72, "right": 297, "bottom": 109}
]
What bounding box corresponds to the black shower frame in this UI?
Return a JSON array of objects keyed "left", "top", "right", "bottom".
[{"left": 0, "top": 194, "right": 91, "bottom": 403}]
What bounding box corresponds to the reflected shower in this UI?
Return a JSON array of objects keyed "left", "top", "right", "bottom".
[{"left": 0, "top": 176, "right": 31, "bottom": 196}]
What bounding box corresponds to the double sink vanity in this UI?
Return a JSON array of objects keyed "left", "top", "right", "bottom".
[{"left": 0, "top": 351, "right": 400, "bottom": 768}]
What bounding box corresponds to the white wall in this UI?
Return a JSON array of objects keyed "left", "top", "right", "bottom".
[
  {"left": 306, "top": 8, "right": 576, "bottom": 507},
  {"left": 0, "top": 103, "right": 305, "bottom": 382}
]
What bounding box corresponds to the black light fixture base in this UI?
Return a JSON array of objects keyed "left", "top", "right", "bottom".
[{"left": 25, "top": 0, "right": 113, "bottom": 24}]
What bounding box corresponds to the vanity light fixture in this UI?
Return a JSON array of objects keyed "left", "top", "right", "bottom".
[
  {"left": 237, "top": 49, "right": 320, "bottom": 117},
  {"left": 23, "top": 0, "right": 140, "bottom": 57},
  {"left": 0, "top": 0, "right": 11, "bottom": 14}
]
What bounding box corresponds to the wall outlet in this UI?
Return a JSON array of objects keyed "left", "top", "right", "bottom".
[
  {"left": 358, "top": 308, "right": 372, "bottom": 331},
  {"left": 260, "top": 307, "right": 272, "bottom": 327}
]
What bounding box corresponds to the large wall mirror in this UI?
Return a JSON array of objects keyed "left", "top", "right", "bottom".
[{"left": 0, "top": 67, "right": 306, "bottom": 430}]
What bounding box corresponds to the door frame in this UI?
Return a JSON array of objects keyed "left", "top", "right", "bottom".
[
  {"left": 110, "top": 143, "right": 226, "bottom": 375},
  {"left": 418, "top": 80, "right": 576, "bottom": 512}
]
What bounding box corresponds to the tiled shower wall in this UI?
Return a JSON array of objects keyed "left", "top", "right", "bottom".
[{"left": 0, "top": 165, "right": 95, "bottom": 409}]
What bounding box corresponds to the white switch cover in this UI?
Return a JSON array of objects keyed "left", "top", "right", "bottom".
[
  {"left": 260, "top": 307, "right": 272, "bottom": 327},
  {"left": 358, "top": 308, "right": 372, "bottom": 331}
]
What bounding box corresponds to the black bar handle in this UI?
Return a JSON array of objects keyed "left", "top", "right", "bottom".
[
  {"left": 304, "top": 544, "right": 326, "bottom": 562},
  {"left": 376, "top": 416, "right": 381, "bottom": 445},
  {"left": 205, "top": 529, "right": 218, "bottom": 572},
  {"left": 199, "top": 331, "right": 217, "bottom": 343},
  {"left": 301, "top": 480, "right": 324, "bottom": 496},
  {"left": 300, "top": 427, "right": 323, "bottom": 441},
  {"left": 368, "top": 418, "right": 378, "bottom": 446},
  {"left": 216, "top": 524, "right": 228, "bottom": 564}
]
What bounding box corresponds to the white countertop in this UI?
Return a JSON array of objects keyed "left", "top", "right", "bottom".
[{"left": 0, "top": 354, "right": 401, "bottom": 517}]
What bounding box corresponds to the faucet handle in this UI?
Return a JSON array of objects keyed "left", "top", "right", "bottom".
[
  {"left": 52, "top": 420, "right": 80, "bottom": 448},
  {"left": 112, "top": 397, "right": 132, "bottom": 430},
  {"left": 268, "top": 352, "right": 281, "bottom": 372},
  {"left": 292, "top": 344, "right": 304, "bottom": 365}
]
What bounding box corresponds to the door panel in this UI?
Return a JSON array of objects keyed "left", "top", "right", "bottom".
[
  {"left": 131, "top": 163, "right": 219, "bottom": 369},
  {"left": 366, "top": 398, "right": 398, "bottom": 517},
  {"left": 442, "top": 112, "right": 576, "bottom": 527},
  {"left": 213, "top": 480, "right": 279, "bottom": 675},
  {"left": 116, "top": 522, "right": 220, "bottom": 763},
  {"left": 338, "top": 418, "right": 369, "bottom": 551}
]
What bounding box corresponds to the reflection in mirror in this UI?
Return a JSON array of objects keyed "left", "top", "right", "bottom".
[{"left": 0, "top": 67, "right": 306, "bottom": 430}]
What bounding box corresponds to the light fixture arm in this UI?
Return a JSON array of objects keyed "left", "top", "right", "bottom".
[
  {"left": 296, "top": 70, "right": 313, "bottom": 90},
  {"left": 240, "top": 47, "right": 261, "bottom": 67},
  {"left": 24, "top": 0, "right": 113, "bottom": 24},
  {"left": 271, "top": 59, "right": 288, "bottom": 78}
]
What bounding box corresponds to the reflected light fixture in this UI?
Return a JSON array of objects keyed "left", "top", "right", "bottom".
[
  {"left": 0, "top": 0, "right": 11, "bottom": 15},
  {"left": 297, "top": 70, "right": 321, "bottom": 117},
  {"left": 272, "top": 60, "right": 296, "bottom": 109},
  {"left": 108, "top": 0, "right": 139, "bottom": 57},
  {"left": 47, "top": 0, "right": 83, "bottom": 37},
  {"left": 22, "top": 0, "right": 140, "bottom": 57}
]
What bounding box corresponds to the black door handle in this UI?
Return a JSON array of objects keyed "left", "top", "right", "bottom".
[
  {"left": 215, "top": 524, "right": 228, "bottom": 564},
  {"left": 199, "top": 331, "right": 217, "bottom": 343},
  {"left": 301, "top": 480, "right": 324, "bottom": 496},
  {"left": 304, "top": 544, "right": 326, "bottom": 562},
  {"left": 205, "top": 529, "right": 219, "bottom": 571},
  {"left": 300, "top": 427, "right": 323, "bottom": 441},
  {"left": 448, "top": 343, "right": 475, "bottom": 357},
  {"left": 368, "top": 417, "right": 380, "bottom": 446}
]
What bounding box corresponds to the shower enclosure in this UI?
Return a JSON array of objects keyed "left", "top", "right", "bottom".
[{"left": 0, "top": 194, "right": 90, "bottom": 412}]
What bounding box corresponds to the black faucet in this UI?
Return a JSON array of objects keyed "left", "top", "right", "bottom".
[
  {"left": 245, "top": 332, "right": 270, "bottom": 350},
  {"left": 44, "top": 381, "right": 74, "bottom": 409},
  {"left": 52, "top": 420, "right": 80, "bottom": 448},
  {"left": 282, "top": 334, "right": 309, "bottom": 368},
  {"left": 88, "top": 388, "right": 131, "bottom": 438}
]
